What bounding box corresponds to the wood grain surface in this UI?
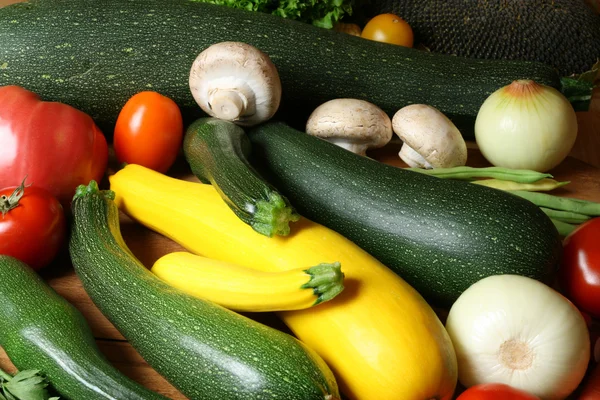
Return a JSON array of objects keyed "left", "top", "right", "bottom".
[{"left": 1, "top": 0, "right": 600, "bottom": 398}]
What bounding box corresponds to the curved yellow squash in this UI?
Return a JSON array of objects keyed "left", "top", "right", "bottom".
[
  {"left": 109, "top": 164, "right": 458, "bottom": 400},
  {"left": 152, "top": 251, "right": 345, "bottom": 312}
]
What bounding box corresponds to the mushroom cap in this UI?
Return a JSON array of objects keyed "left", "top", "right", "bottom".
[
  {"left": 189, "top": 41, "right": 282, "bottom": 126},
  {"left": 306, "top": 98, "right": 393, "bottom": 152},
  {"left": 392, "top": 104, "right": 467, "bottom": 168}
]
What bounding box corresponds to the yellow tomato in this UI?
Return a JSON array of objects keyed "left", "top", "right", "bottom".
[{"left": 361, "top": 13, "right": 414, "bottom": 47}]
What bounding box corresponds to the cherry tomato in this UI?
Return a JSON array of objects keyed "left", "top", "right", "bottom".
[
  {"left": 114, "top": 91, "right": 183, "bottom": 174},
  {"left": 559, "top": 217, "right": 600, "bottom": 319},
  {"left": 457, "top": 383, "right": 540, "bottom": 400},
  {"left": 0, "top": 179, "right": 67, "bottom": 270},
  {"left": 361, "top": 13, "right": 414, "bottom": 47}
]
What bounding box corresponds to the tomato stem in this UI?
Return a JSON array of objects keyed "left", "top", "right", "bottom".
[{"left": 0, "top": 177, "right": 29, "bottom": 217}]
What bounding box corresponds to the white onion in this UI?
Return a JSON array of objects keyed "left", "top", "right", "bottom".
[
  {"left": 474, "top": 80, "right": 578, "bottom": 172},
  {"left": 445, "top": 274, "right": 590, "bottom": 400}
]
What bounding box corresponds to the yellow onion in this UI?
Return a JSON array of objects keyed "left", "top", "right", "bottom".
[{"left": 474, "top": 80, "right": 578, "bottom": 172}]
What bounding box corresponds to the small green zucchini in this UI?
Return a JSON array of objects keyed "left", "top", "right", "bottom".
[
  {"left": 0, "top": 255, "right": 166, "bottom": 400},
  {"left": 68, "top": 181, "right": 340, "bottom": 400},
  {"left": 183, "top": 117, "right": 299, "bottom": 237}
]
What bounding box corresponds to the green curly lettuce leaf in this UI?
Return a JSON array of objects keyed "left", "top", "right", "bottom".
[{"left": 189, "top": 0, "right": 354, "bottom": 29}]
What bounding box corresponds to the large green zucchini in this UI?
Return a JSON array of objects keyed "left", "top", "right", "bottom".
[
  {"left": 248, "top": 121, "right": 563, "bottom": 307},
  {"left": 69, "top": 181, "right": 340, "bottom": 400},
  {"left": 0, "top": 0, "right": 577, "bottom": 138}
]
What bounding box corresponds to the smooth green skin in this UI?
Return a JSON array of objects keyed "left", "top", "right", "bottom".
[
  {"left": 248, "top": 122, "right": 564, "bottom": 308},
  {"left": 183, "top": 118, "right": 299, "bottom": 237},
  {"left": 68, "top": 182, "right": 339, "bottom": 400},
  {"left": 0, "top": 0, "right": 561, "bottom": 138},
  {"left": 0, "top": 255, "right": 167, "bottom": 400}
]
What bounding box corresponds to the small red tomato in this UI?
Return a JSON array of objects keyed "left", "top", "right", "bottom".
[
  {"left": 559, "top": 217, "right": 600, "bottom": 319},
  {"left": 457, "top": 383, "right": 541, "bottom": 400},
  {"left": 0, "top": 179, "right": 67, "bottom": 270},
  {"left": 114, "top": 91, "right": 184, "bottom": 174}
]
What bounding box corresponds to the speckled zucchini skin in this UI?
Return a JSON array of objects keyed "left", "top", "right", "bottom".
[
  {"left": 183, "top": 118, "right": 300, "bottom": 237},
  {"left": 248, "top": 122, "right": 564, "bottom": 307},
  {"left": 0, "top": 255, "right": 167, "bottom": 400},
  {"left": 0, "top": 0, "right": 562, "bottom": 138},
  {"left": 68, "top": 183, "right": 339, "bottom": 400}
]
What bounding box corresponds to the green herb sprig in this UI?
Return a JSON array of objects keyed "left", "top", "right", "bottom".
[{"left": 0, "top": 369, "right": 59, "bottom": 400}]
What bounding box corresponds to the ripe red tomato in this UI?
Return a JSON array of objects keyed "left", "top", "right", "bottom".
[
  {"left": 560, "top": 217, "right": 600, "bottom": 319},
  {"left": 0, "top": 180, "right": 67, "bottom": 270},
  {"left": 361, "top": 13, "right": 414, "bottom": 47},
  {"left": 457, "top": 383, "right": 540, "bottom": 400},
  {"left": 114, "top": 91, "right": 184, "bottom": 174}
]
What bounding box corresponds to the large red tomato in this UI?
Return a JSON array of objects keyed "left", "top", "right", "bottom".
[
  {"left": 457, "top": 383, "right": 540, "bottom": 400},
  {"left": 113, "top": 91, "right": 183, "bottom": 174},
  {"left": 0, "top": 85, "right": 108, "bottom": 206},
  {"left": 0, "top": 179, "right": 67, "bottom": 270},
  {"left": 560, "top": 217, "right": 600, "bottom": 319}
]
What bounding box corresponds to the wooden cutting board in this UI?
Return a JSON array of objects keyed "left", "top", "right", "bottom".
[{"left": 1, "top": 142, "right": 600, "bottom": 400}]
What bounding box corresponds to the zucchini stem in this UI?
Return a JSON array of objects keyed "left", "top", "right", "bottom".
[
  {"left": 302, "top": 262, "right": 345, "bottom": 305},
  {"left": 405, "top": 166, "right": 552, "bottom": 183},
  {"left": 251, "top": 192, "right": 300, "bottom": 237},
  {"left": 73, "top": 180, "right": 114, "bottom": 201}
]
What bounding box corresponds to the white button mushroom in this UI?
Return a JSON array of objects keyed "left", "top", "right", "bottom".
[
  {"left": 189, "top": 41, "right": 282, "bottom": 127},
  {"left": 305, "top": 98, "right": 393, "bottom": 156},
  {"left": 392, "top": 104, "right": 468, "bottom": 169}
]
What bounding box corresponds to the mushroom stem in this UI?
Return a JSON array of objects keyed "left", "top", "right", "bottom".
[
  {"left": 208, "top": 89, "right": 248, "bottom": 121},
  {"left": 327, "top": 139, "right": 370, "bottom": 156},
  {"left": 399, "top": 143, "right": 433, "bottom": 169}
]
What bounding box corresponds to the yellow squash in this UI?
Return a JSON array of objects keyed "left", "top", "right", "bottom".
[
  {"left": 109, "top": 164, "right": 458, "bottom": 400},
  {"left": 152, "top": 251, "right": 345, "bottom": 312}
]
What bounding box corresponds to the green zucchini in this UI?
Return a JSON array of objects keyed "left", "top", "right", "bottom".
[
  {"left": 183, "top": 117, "right": 299, "bottom": 237},
  {"left": 68, "top": 181, "right": 340, "bottom": 400},
  {"left": 0, "top": 0, "right": 582, "bottom": 139},
  {"left": 0, "top": 255, "right": 166, "bottom": 400},
  {"left": 247, "top": 122, "right": 563, "bottom": 307}
]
